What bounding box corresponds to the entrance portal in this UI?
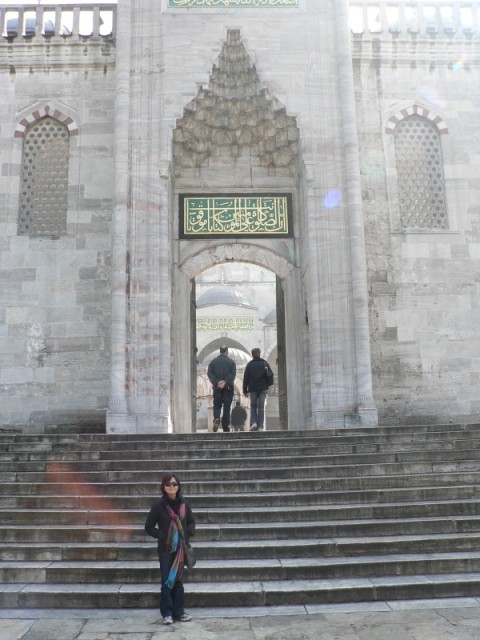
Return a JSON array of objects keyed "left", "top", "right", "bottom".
[
  {"left": 194, "top": 263, "right": 284, "bottom": 432},
  {"left": 172, "top": 243, "right": 306, "bottom": 433}
]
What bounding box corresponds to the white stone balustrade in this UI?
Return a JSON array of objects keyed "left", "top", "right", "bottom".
[
  {"left": 349, "top": 0, "right": 479, "bottom": 35},
  {"left": 0, "top": 3, "right": 115, "bottom": 39}
]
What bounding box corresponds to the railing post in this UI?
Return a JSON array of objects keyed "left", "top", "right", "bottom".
[
  {"left": 72, "top": 6, "right": 80, "bottom": 37},
  {"left": 452, "top": 3, "right": 462, "bottom": 32},
  {"left": 379, "top": 1, "right": 388, "bottom": 32},
  {"left": 398, "top": 1, "right": 407, "bottom": 33},
  {"left": 472, "top": 2, "right": 480, "bottom": 33},
  {"left": 35, "top": 6, "right": 43, "bottom": 36},
  {"left": 92, "top": 6, "right": 100, "bottom": 38},
  {"left": 54, "top": 6, "right": 62, "bottom": 36},
  {"left": 361, "top": 0, "right": 368, "bottom": 33},
  {"left": 434, "top": 4, "right": 443, "bottom": 33}
]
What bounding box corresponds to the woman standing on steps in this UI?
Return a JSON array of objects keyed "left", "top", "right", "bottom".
[{"left": 145, "top": 472, "right": 196, "bottom": 625}]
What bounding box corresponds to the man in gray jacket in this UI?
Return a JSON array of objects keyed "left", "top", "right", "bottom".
[{"left": 207, "top": 345, "right": 236, "bottom": 432}]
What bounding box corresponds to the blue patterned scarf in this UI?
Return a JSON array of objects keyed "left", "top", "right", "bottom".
[{"left": 164, "top": 499, "right": 187, "bottom": 589}]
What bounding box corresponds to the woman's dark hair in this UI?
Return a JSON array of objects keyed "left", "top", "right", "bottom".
[{"left": 161, "top": 472, "right": 181, "bottom": 496}]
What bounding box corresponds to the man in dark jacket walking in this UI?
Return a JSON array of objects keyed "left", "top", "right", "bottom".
[
  {"left": 243, "top": 348, "right": 274, "bottom": 431},
  {"left": 207, "top": 345, "right": 236, "bottom": 432}
]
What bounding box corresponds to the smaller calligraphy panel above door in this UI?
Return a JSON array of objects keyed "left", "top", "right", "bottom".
[{"left": 179, "top": 193, "right": 293, "bottom": 239}]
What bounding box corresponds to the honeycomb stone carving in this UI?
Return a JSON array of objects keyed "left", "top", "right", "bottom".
[
  {"left": 394, "top": 115, "right": 448, "bottom": 230},
  {"left": 18, "top": 117, "right": 70, "bottom": 237},
  {"left": 173, "top": 29, "right": 299, "bottom": 175}
]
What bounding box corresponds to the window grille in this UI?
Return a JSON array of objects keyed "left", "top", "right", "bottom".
[
  {"left": 394, "top": 115, "right": 448, "bottom": 230},
  {"left": 18, "top": 117, "right": 70, "bottom": 237}
]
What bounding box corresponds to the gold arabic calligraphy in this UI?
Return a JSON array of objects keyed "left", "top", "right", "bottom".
[
  {"left": 197, "top": 317, "right": 254, "bottom": 331},
  {"left": 184, "top": 196, "right": 289, "bottom": 235}
]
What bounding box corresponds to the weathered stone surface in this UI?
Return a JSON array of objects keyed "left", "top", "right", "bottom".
[
  {"left": 3, "top": 605, "right": 480, "bottom": 640},
  {"left": 0, "top": 2, "right": 479, "bottom": 430}
]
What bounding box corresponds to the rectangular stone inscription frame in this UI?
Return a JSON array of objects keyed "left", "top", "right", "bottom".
[
  {"left": 179, "top": 193, "right": 293, "bottom": 239},
  {"left": 168, "top": 0, "right": 298, "bottom": 7}
]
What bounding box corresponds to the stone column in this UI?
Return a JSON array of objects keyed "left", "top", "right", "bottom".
[
  {"left": 106, "top": 0, "right": 134, "bottom": 433},
  {"left": 171, "top": 268, "right": 194, "bottom": 433},
  {"left": 284, "top": 266, "right": 307, "bottom": 430},
  {"left": 128, "top": 1, "right": 171, "bottom": 433},
  {"left": 304, "top": 158, "right": 348, "bottom": 428},
  {"left": 335, "top": 0, "right": 378, "bottom": 426}
]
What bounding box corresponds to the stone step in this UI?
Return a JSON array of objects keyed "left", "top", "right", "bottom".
[
  {"left": 3, "top": 425, "right": 480, "bottom": 609},
  {"left": 1, "top": 433, "right": 477, "bottom": 458},
  {"left": 4, "top": 483, "right": 480, "bottom": 509},
  {"left": 4, "top": 552, "right": 480, "bottom": 584},
  {"left": 2, "top": 573, "right": 480, "bottom": 609},
  {"left": 3, "top": 470, "right": 480, "bottom": 496},
  {"left": 106, "top": 438, "right": 480, "bottom": 457},
  {"left": 2, "top": 447, "right": 480, "bottom": 472},
  {"left": 2, "top": 515, "right": 480, "bottom": 544},
  {"left": 4, "top": 458, "right": 480, "bottom": 484},
  {"left": 4, "top": 498, "right": 480, "bottom": 526},
  {"left": 3, "top": 422, "right": 479, "bottom": 439},
  {"left": 2, "top": 424, "right": 479, "bottom": 451},
  {"left": 4, "top": 532, "right": 480, "bottom": 562}
]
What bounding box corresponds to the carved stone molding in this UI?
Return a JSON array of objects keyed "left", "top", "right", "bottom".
[
  {"left": 173, "top": 29, "right": 299, "bottom": 175},
  {"left": 179, "top": 242, "right": 293, "bottom": 279}
]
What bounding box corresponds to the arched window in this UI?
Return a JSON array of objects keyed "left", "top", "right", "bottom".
[
  {"left": 18, "top": 117, "right": 70, "bottom": 237},
  {"left": 393, "top": 115, "right": 448, "bottom": 230}
]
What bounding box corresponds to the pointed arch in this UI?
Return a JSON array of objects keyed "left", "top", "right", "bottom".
[
  {"left": 14, "top": 101, "right": 79, "bottom": 138},
  {"left": 385, "top": 104, "right": 448, "bottom": 135},
  {"left": 179, "top": 242, "right": 294, "bottom": 280},
  {"left": 197, "top": 339, "right": 250, "bottom": 365}
]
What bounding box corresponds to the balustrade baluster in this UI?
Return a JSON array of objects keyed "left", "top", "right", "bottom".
[
  {"left": 72, "top": 7, "right": 80, "bottom": 36},
  {"left": 92, "top": 6, "right": 100, "bottom": 37},
  {"left": 361, "top": 0, "right": 369, "bottom": 33},
  {"left": 472, "top": 2, "right": 480, "bottom": 33},
  {"left": 348, "top": 0, "right": 480, "bottom": 36},
  {"left": 1, "top": 4, "right": 116, "bottom": 40}
]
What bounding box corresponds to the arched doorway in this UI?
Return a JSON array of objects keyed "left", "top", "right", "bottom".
[
  {"left": 194, "top": 264, "right": 281, "bottom": 432},
  {"left": 171, "top": 243, "right": 306, "bottom": 433}
]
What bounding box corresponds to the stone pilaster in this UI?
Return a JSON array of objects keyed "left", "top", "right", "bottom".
[
  {"left": 128, "top": 0, "right": 171, "bottom": 433},
  {"left": 335, "top": 0, "right": 377, "bottom": 427},
  {"left": 106, "top": 0, "right": 134, "bottom": 434}
]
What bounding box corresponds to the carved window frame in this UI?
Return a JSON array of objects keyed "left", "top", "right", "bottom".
[
  {"left": 383, "top": 103, "right": 459, "bottom": 234},
  {"left": 13, "top": 102, "right": 79, "bottom": 238}
]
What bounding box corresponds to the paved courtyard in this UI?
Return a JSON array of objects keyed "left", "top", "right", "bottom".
[{"left": 2, "top": 599, "right": 480, "bottom": 640}]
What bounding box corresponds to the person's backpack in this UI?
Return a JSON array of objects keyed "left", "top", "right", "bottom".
[{"left": 265, "top": 364, "right": 274, "bottom": 387}]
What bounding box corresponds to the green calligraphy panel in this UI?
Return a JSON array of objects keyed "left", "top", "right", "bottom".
[
  {"left": 180, "top": 193, "right": 293, "bottom": 238},
  {"left": 169, "top": 0, "right": 298, "bottom": 7}
]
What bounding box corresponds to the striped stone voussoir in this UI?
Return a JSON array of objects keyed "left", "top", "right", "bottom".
[
  {"left": 385, "top": 104, "right": 448, "bottom": 134},
  {"left": 14, "top": 103, "right": 79, "bottom": 138}
]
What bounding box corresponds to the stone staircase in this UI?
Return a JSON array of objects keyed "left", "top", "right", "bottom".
[{"left": 1, "top": 424, "right": 480, "bottom": 609}]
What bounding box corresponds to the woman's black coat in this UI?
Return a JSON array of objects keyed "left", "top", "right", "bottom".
[{"left": 145, "top": 495, "right": 196, "bottom": 552}]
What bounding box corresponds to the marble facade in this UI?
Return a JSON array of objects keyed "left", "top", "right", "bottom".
[{"left": 0, "top": 1, "right": 478, "bottom": 431}]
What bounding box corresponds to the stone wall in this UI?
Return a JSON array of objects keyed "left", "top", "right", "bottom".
[
  {"left": 2, "top": 1, "right": 478, "bottom": 430},
  {"left": 353, "top": 27, "right": 480, "bottom": 424},
  {"left": 0, "top": 27, "right": 116, "bottom": 428}
]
